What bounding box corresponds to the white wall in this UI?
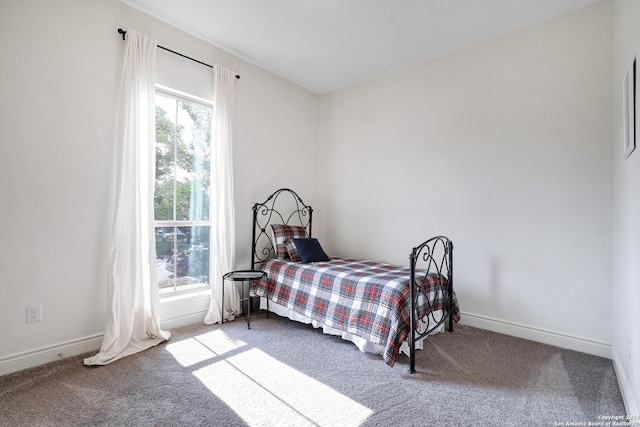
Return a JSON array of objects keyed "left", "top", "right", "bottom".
[
  {"left": 318, "top": 2, "right": 614, "bottom": 355},
  {"left": 0, "top": 0, "right": 318, "bottom": 374},
  {"left": 0, "top": 1, "right": 630, "bottom": 401},
  {"left": 612, "top": 0, "right": 640, "bottom": 416}
]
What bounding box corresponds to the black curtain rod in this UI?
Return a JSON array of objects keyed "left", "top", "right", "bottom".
[{"left": 117, "top": 29, "right": 239, "bottom": 80}]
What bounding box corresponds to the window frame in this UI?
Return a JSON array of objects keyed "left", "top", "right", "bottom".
[{"left": 154, "top": 85, "right": 214, "bottom": 296}]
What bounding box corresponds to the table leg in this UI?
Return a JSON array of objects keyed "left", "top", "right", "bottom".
[
  {"left": 221, "top": 276, "right": 225, "bottom": 324},
  {"left": 247, "top": 281, "right": 251, "bottom": 329}
]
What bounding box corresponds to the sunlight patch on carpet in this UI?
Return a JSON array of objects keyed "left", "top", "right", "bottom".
[
  {"left": 193, "top": 348, "right": 372, "bottom": 426},
  {"left": 165, "top": 330, "right": 247, "bottom": 367}
]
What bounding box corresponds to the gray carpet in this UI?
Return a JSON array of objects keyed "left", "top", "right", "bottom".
[{"left": 0, "top": 315, "right": 626, "bottom": 426}]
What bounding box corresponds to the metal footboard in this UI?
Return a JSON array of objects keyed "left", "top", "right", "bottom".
[{"left": 409, "top": 236, "right": 454, "bottom": 373}]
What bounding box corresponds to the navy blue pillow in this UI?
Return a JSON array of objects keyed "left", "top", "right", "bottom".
[{"left": 293, "top": 238, "right": 330, "bottom": 263}]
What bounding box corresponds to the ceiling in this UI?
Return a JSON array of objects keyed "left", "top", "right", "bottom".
[{"left": 122, "top": 0, "right": 603, "bottom": 95}]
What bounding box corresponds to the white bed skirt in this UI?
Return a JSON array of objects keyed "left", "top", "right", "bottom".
[{"left": 259, "top": 297, "right": 444, "bottom": 359}]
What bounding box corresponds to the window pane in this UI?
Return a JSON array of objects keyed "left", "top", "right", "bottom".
[
  {"left": 176, "top": 100, "right": 211, "bottom": 221},
  {"left": 156, "top": 226, "right": 210, "bottom": 290},
  {"left": 154, "top": 95, "right": 178, "bottom": 221}
]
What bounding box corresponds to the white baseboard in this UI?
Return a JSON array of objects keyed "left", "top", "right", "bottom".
[
  {"left": 1, "top": 309, "right": 615, "bottom": 378},
  {"left": 0, "top": 334, "right": 104, "bottom": 377},
  {"left": 0, "top": 298, "right": 210, "bottom": 377},
  {"left": 612, "top": 348, "right": 639, "bottom": 416},
  {"left": 459, "top": 312, "right": 612, "bottom": 359}
]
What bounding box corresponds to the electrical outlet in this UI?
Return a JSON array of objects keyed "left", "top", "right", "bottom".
[{"left": 26, "top": 305, "right": 42, "bottom": 323}]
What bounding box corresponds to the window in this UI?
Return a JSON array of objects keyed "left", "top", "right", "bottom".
[{"left": 154, "top": 88, "right": 212, "bottom": 294}]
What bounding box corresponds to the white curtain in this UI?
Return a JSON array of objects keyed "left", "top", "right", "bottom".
[
  {"left": 204, "top": 65, "right": 240, "bottom": 324},
  {"left": 85, "top": 30, "right": 170, "bottom": 366}
]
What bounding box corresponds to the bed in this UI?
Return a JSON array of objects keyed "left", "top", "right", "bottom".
[{"left": 250, "top": 188, "right": 460, "bottom": 372}]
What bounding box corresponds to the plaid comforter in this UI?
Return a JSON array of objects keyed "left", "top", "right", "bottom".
[{"left": 253, "top": 257, "right": 460, "bottom": 366}]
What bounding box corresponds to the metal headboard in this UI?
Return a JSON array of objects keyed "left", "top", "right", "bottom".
[{"left": 251, "top": 188, "right": 313, "bottom": 270}]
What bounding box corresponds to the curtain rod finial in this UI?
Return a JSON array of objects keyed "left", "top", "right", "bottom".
[{"left": 117, "top": 28, "right": 126, "bottom": 40}]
